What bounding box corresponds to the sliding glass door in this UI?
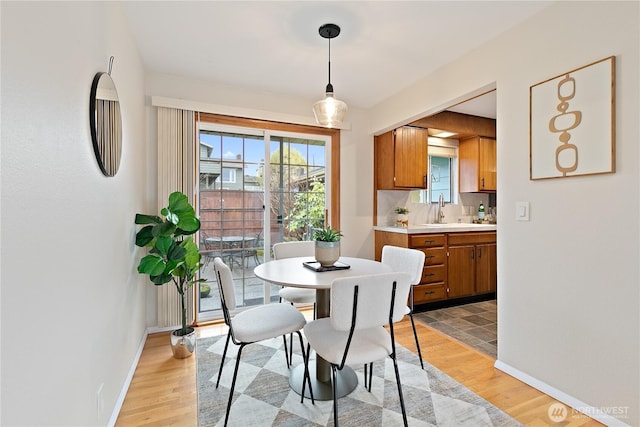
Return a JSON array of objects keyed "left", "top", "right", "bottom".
[{"left": 196, "top": 122, "right": 330, "bottom": 322}]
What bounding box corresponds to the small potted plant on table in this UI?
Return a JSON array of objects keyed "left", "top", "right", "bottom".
[{"left": 313, "top": 226, "right": 343, "bottom": 267}]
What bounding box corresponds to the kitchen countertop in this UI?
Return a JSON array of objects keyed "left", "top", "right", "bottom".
[{"left": 374, "top": 223, "right": 497, "bottom": 234}]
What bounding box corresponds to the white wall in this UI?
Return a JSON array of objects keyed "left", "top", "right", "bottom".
[
  {"left": 1, "top": 2, "right": 148, "bottom": 425},
  {"left": 370, "top": 2, "right": 639, "bottom": 425}
]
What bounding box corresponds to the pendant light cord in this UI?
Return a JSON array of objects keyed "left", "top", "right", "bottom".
[{"left": 327, "top": 37, "right": 331, "bottom": 87}]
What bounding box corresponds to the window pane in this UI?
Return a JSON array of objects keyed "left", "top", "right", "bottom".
[{"left": 431, "top": 156, "right": 452, "bottom": 203}]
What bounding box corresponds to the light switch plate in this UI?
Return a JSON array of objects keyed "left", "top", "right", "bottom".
[{"left": 516, "top": 201, "right": 530, "bottom": 221}]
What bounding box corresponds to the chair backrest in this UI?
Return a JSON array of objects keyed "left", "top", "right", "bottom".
[
  {"left": 273, "top": 240, "right": 315, "bottom": 260},
  {"left": 330, "top": 272, "right": 411, "bottom": 331},
  {"left": 213, "top": 257, "right": 236, "bottom": 311},
  {"left": 381, "top": 245, "right": 425, "bottom": 285}
]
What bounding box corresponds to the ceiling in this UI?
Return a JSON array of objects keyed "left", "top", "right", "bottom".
[{"left": 122, "top": 1, "right": 551, "bottom": 116}]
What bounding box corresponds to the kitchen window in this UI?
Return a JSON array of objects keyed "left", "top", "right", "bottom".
[{"left": 420, "top": 143, "right": 457, "bottom": 204}]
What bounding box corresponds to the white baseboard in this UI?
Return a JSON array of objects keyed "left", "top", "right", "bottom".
[
  {"left": 107, "top": 329, "right": 149, "bottom": 427},
  {"left": 494, "top": 359, "right": 631, "bottom": 427},
  {"left": 147, "top": 325, "right": 180, "bottom": 334}
]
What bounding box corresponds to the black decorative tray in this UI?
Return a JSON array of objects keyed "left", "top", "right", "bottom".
[{"left": 303, "top": 261, "right": 351, "bottom": 272}]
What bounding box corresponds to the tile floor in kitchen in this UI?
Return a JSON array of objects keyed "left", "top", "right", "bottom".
[{"left": 414, "top": 299, "right": 497, "bottom": 358}]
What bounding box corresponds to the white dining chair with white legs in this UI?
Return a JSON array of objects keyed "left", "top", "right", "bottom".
[
  {"left": 381, "top": 245, "right": 426, "bottom": 369},
  {"left": 273, "top": 241, "right": 316, "bottom": 364},
  {"left": 213, "top": 257, "right": 314, "bottom": 426},
  {"left": 303, "top": 272, "right": 412, "bottom": 427}
]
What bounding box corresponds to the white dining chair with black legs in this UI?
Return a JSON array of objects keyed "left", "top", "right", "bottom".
[
  {"left": 273, "top": 241, "right": 317, "bottom": 365},
  {"left": 381, "top": 245, "right": 426, "bottom": 369},
  {"left": 303, "top": 272, "right": 412, "bottom": 427},
  {"left": 213, "top": 257, "right": 314, "bottom": 426}
]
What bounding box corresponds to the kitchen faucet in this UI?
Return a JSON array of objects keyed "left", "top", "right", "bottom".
[{"left": 437, "top": 193, "right": 445, "bottom": 224}]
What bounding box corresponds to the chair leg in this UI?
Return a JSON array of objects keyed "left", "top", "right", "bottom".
[
  {"left": 216, "top": 332, "right": 232, "bottom": 388},
  {"left": 364, "top": 364, "right": 368, "bottom": 390},
  {"left": 288, "top": 333, "right": 294, "bottom": 366},
  {"left": 282, "top": 335, "right": 290, "bottom": 368},
  {"left": 296, "top": 332, "right": 314, "bottom": 404},
  {"left": 224, "top": 343, "right": 246, "bottom": 427},
  {"left": 390, "top": 353, "right": 408, "bottom": 427},
  {"left": 409, "top": 312, "right": 424, "bottom": 369},
  {"left": 363, "top": 362, "right": 373, "bottom": 392},
  {"left": 332, "top": 365, "right": 339, "bottom": 427}
]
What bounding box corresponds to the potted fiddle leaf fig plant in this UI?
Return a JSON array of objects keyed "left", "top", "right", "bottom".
[
  {"left": 313, "top": 226, "right": 343, "bottom": 267},
  {"left": 134, "top": 191, "right": 205, "bottom": 359}
]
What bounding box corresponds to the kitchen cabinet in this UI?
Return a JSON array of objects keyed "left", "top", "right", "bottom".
[
  {"left": 447, "top": 232, "right": 496, "bottom": 298},
  {"left": 459, "top": 136, "right": 496, "bottom": 192},
  {"left": 374, "top": 231, "right": 446, "bottom": 303},
  {"left": 409, "top": 234, "right": 447, "bottom": 303},
  {"left": 375, "top": 229, "right": 497, "bottom": 306},
  {"left": 375, "top": 126, "right": 429, "bottom": 190}
]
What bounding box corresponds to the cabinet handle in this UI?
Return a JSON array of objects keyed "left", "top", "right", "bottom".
[
  {"left": 478, "top": 247, "right": 483, "bottom": 258},
  {"left": 481, "top": 177, "right": 485, "bottom": 188},
  {"left": 424, "top": 273, "right": 435, "bottom": 277},
  {"left": 471, "top": 248, "right": 475, "bottom": 260},
  {"left": 424, "top": 239, "right": 434, "bottom": 245},
  {"left": 425, "top": 255, "right": 435, "bottom": 259},
  {"left": 423, "top": 291, "right": 435, "bottom": 296}
]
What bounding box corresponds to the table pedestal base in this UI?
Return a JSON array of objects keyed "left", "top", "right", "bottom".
[{"left": 289, "top": 361, "right": 358, "bottom": 400}]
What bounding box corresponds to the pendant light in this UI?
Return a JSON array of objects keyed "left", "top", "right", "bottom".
[{"left": 312, "top": 23, "right": 347, "bottom": 128}]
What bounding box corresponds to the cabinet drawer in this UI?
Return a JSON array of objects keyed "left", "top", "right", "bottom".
[
  {"left": 448, "top": 232, "right": 496, "bottom": 246},
  {"left": 412, "top": 284, "right": 446, "bottom": 304},
  {"left": 410, "top": 234, "right": 445, "bottom": 248},
  {"left": 421, "top": 265, "right": 445, "bottom": 284},
  {"left": 422, "top": 248, "right": 446, "bottom": 266}
]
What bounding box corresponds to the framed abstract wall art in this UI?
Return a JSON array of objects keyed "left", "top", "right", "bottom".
[{"left": 529, "top": 56, "right": 615, "bottom": 180}]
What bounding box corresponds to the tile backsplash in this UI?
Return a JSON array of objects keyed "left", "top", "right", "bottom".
[{"left": 377, "top": 190, "right": 494, "bottom": 226}]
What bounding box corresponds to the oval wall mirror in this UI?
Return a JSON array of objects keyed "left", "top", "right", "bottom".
[{"left": 90, "top": 72, "right": 122, "bottom": 176}]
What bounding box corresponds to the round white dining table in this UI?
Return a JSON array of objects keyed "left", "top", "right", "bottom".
[{"left": 254, "top": 256, "right": 392, "bottom": 400}]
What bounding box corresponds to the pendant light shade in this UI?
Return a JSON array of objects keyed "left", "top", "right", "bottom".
[{"left": 313, "top": 24, "right": 347, "bottom": 127}]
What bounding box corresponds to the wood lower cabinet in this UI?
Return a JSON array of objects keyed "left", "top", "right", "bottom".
[
  {"left": 375, "top": 230, "right": 497, "bottom": 306},
  {"left": 447, "top": 245, "right": 476, "bottom": 298},
  {"left": 447, "top": 232, "right": 497, "bottom": 297},
  {"left": 409, "top": 234, "right": 447, "bottom": 304}
]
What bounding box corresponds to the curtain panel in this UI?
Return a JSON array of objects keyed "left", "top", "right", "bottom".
[{"left": 156, "top": 107, "right": 196, "bottom": 329}]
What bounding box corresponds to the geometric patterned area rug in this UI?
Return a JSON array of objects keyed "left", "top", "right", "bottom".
[{"left": 197, "top": 335, "right": 523, "bottom": 427}]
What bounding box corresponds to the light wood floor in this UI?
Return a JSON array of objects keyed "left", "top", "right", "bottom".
[{"left": 115, "top": 316, "right": 602, "bottom": 426}]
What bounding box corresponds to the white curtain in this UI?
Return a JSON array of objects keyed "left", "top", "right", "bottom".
[{"left": 156, "top": 107, "right": 196, "bottom": 329}]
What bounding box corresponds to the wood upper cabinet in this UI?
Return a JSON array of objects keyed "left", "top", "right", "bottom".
[
  {"left": 375, "top": 126, "right": 429, "bottom": 190},
  {"left": 459, "top": 136, "right": 496, "bottom": 192}
]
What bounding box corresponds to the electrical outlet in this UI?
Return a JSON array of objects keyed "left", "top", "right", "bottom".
[{"left": 96, "top": 383, "right": 104, "bottom": 419}]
